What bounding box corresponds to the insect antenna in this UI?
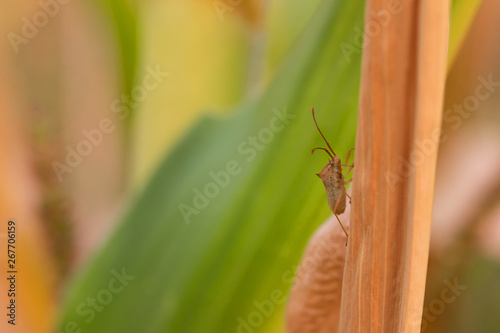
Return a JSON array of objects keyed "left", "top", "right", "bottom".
[
  {"left": 312, "top": 108, "right": 336, "bottom": 157},
  {"left": 311, "top": 147, "right": 334, "bottom": 160}
]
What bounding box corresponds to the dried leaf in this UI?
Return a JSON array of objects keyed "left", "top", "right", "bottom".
[
  {"left": 339, "top": 1, "right": 449, "bottom": 332},
  {"left": 286, "top": 215, "right": 349, "bottom": 333}
]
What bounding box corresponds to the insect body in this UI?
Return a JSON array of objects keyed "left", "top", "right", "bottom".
[
  {"left": 317, "top": 156, "right": 346, "bottom": 214},
  {"left": 311, "top": 108, "right": 354, "bottom": 242}
]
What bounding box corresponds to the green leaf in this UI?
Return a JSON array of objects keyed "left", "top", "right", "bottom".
[
  {"left": 58, "top": 1, "right": 363, "bottom": 331},
  {"left": 58, "top": 1, "right": 476, "bottom": 332},
  {"left": 95, "top": 0, "right": 138, "bottom": 126}
]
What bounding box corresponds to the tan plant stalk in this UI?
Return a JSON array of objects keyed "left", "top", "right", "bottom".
[
  {"left": 339, "top": 0, "right": 449, "bottom": 332},
  {"left": 286, "top": 215, "right": 349, "bottom": 333}
]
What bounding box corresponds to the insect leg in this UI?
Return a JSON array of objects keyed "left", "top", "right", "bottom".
[
  {"left": 345, "top": 148, "right": 355, "bottom": 165},
  {"left": 345, "top": 191, "right": 352, "bottom": 204},
  {"left": 333, "top": 192, "right": 349, "bottom": 243},
  {"left": 334, "top": 214, "right": 348, "bottom": 246},
  {"left": 341, "top": 148, "right": 355, "bottom": 178},
  {"left": 343, "top": 164, "right": 354, "bottom": 178}
]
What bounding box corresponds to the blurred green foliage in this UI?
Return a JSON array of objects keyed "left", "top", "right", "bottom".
[
  {"left": 449, "top": 0, "right": 483, "bottom": 69},
  {"left": 58, "top": 0, "right": 486, "bottom": 332},
  {"left": 97, "top": 0, "right": 138, "bottom": 126},
  {"left": 59, "top": 0, "right": 363, "bottom": 331}
]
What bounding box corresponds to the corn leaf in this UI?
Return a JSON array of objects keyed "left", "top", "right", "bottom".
[{"left": 57, "top": 0, "right": 480, "bottom": 332}]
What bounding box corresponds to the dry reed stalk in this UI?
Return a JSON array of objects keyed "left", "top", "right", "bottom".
[
  {"left": 339, "top": 0, "right": 449, "bottom": 332},
  {"left": 286, "top": 214, "right": 349, "bottom": 333}
]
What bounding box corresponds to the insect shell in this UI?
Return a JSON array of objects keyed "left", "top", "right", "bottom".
[{"left": 316, "top": 156, "right": 346, "bottom": 215}]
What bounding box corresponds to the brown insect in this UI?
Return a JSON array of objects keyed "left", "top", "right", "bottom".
[{"left": 311, "top": 108, "right": 354, "bottom": 243}]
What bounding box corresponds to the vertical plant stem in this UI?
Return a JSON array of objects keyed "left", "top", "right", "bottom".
[{"left": 339, "top": 0, "right": 449, "bottom": 331}]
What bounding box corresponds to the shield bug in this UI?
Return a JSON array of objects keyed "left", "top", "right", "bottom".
[{"left": 311, "top": 108, "right": 354, "bottom": 243}]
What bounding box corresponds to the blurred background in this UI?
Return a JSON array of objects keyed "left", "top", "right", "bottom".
[{"left": 0, "top": 0, "right": 499, "bottom": 332}]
